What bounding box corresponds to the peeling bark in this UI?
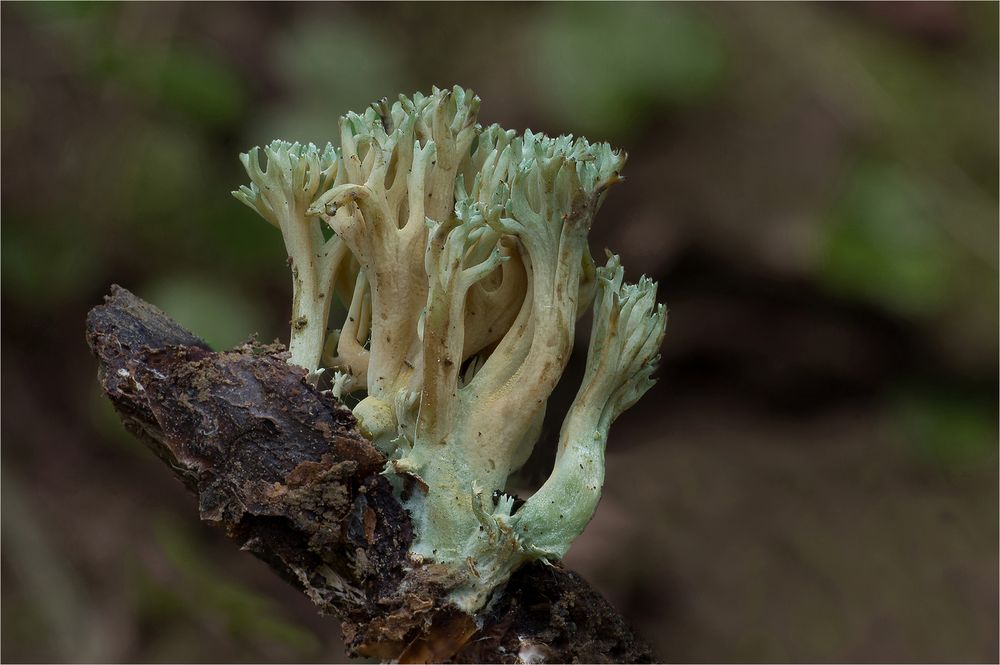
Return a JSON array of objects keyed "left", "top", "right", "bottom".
[{"left": 85, "top": 285, "right": 654, "bottom": 663}]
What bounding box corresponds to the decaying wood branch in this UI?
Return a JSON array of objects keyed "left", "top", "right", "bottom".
[{"left": 85, "top": 285, "right": 655, "bottom": 663}]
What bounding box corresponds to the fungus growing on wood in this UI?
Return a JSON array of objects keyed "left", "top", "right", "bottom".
[{"left": 233, "top": 86, "right": 667, "bottom": 612}]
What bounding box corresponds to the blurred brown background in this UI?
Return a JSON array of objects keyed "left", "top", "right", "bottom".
[{"left": 2, "top": 2, "right": 997, "bottom": 662}]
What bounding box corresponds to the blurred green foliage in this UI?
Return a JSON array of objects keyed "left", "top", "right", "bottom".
[
  {"left": 893, "top": 387, "right": 998, "bottom": 474},
  {"left": 2, "top": 215, "right": 104, "bottom": 308},
  {"left": 822, "top": 157, "right": 954, "bottom": 317},
  {"left": 120, "top": 47, "right": 245, "bottom": 127},
  {"left": 142, "top": 275, "right": 270, "bottom": 350},
  {"left": 254, "top": 18, "right": 405, "bottom": 145},
  {"left": 138, "top": 517, "right": 321, "bottom": 656},
  {"left": 534, "top": 3, "right": 727, "bottom": 138}
]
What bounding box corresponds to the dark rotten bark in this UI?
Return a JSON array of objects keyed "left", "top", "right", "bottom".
[{"left": 85, "top": 285, "right": 655, "bottom": 664}]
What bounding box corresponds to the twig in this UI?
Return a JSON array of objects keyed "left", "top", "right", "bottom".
[{"left": 85, "top": 285, "right": 654, "bottom": 663}]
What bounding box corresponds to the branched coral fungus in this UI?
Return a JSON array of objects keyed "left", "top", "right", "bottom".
[{"left": 234, "top": 86, "right": 667, "bottom": 612}]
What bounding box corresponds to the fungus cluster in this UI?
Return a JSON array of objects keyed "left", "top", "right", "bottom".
[{"left": 234, "top": 86, "right": 667, "bottom": 611}]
